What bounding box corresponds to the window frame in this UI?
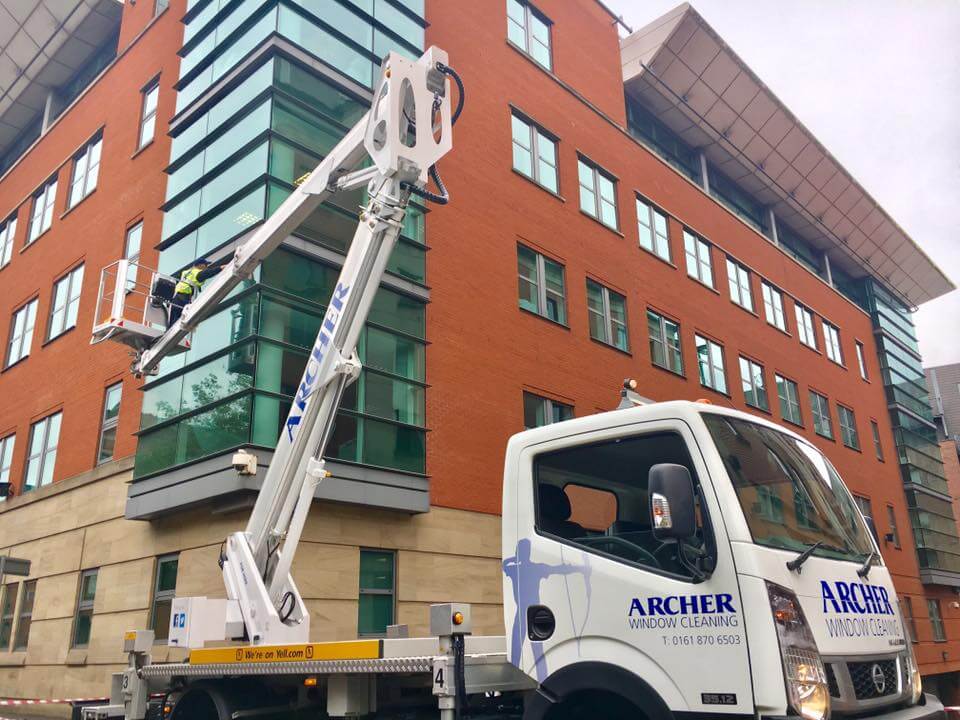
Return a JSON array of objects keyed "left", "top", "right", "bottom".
[
  {"left": 775, "top": 374, "right": 803, "bottom": 426},
  {"left": 12, "top": 579, "right": 36, "bottom": 650},
  {"left": 695, "top": 334, "right": 727, "bottom": 395},
  {"left": 795, "top": 304, "right": 817, "bottom": 350},
  {"left": 0, "top": 582, "right": 16, "bottom": 650},
  {"left": 852, "top": 495, "right": 877, "bottom": 543},
  {"left": 871, "top": 419, "right": 884, "bottom": 461},
  {"left": 0, "top": 433, "right": 14, "bottom": 497},
  {"left": 636, "top": 195, "right": 671, "bottom": 261},
  {"left": 761, "top": 281, "right": 786, "bottom": 332},
  {"left": 510, "top": 111, "right": 559, "bottom": 194},
  {"left": 577, "top": 157, "right": 619, "bottom": 230},
  {"left": 886, "top": 505, "right": 900, "bottom": 549},
  {"left": 46, "top": 264, "right": 85, "bottom": 341},
  {"left": 68, "top": 133, "right": 103, "bottom": 209},
  {"left": 683, "top": 230, "right": 714, "bottom": 288},
  {"left": 71, "top": 568, "right": 98, "bottom": 648},
  {"left": 23, "top": 411, "right": 62, "bottom": 492},
  {"left": 647, "top": 309, "right": 683, "bottom": 376},
  {"left": 6, "top": 298, "right": 38, "bottom": 368},
  {"left": 809, "top": 391, "right": 833, "bottom": 439},
  {"left": 585, "top": 278, "right": 629, "bottom": 352},
  {"left": 837, "top": 404, "right": 860, "bottom": 450},
  {"left": 96, "top": 382, "right": 123, "bottom": 465},
  {"left": 822, "top": 320, "right": 843, "bottom": 365},
  {"left": 855, "top": 341, "right": 868, "bottom": 380},
  {"left": 149, "top": 554, "right": 179, "bottom": 643},
  {"left": 139, "top": 78, "right": 160, "bottom": 150},
  {"left": 26, "top": 176, "right": 58, "bottom": 245},
  {"left": 928, "top": 599, "right": 946, "bottom": 642},
  {"left": 517, "top": 244, "right": 567, "bottom": 325},
  {"left": 738, "top": 356, "right": 768, "bottom": 411},
  {"left": 358, "top": 549, "right": 396, "bottom": 637},
  {"left": 726, "top": 257, "right": 754, "bottom": 312},
  {"left": 506, "top": 0, "right": 553, "bottom": 71},
  {"left": 0, "top": 214, "right": 17, "bottom": 268},
  {"left": 523, "top": 391, "right": 574, "bottom": 429},
  {"left": 902, "top": 596, "right": 918, "bottom": 642}
]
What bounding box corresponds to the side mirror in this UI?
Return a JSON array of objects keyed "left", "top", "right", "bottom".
[{"left": 649, "top": 463, "right": 697, "bottom": 542}]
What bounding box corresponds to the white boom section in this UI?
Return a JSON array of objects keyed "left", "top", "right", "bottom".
[{"left": 164, "top": 47, "right": 454, "bottom": 647}]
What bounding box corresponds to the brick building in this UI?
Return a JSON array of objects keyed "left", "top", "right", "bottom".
[{"left": 0, "top": 0, "right": 958, "bottom": 703}]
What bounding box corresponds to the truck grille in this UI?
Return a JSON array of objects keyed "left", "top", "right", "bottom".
[
  {"left": 847, "top": 659, "right": 898, "bottom": 699},
  {"left": 825, "top": 664, "right": 841, "bottom": 698}
]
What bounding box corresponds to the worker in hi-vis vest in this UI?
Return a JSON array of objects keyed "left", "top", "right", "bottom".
[{"left": 166, "top": 255, "right": 230, "bottom": 328}]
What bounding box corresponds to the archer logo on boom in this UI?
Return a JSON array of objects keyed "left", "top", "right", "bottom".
[
  {"left": 286, "top": 283, "right": 350, "bottom": 441},
  {"left": 628, "top": 593, "right": 740, "bottom": 630}
]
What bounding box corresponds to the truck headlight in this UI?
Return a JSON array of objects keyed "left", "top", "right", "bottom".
[{"left": 767, "top": 582, "right": 830, "bottom": 720}]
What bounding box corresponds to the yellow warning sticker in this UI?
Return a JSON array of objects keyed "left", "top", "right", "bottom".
[
  {"left": 189, "top": 639, "right": 381, "bottom": 665},
  {"left": 124, "top": 631, "right": 137, "bottom": 641}
]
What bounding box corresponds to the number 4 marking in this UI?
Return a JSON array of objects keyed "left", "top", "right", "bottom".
[{"left": 435, "top": 667, "right": 444, "bottom": 688}]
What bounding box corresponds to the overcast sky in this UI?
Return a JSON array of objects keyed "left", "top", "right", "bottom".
[{"left": 606, "top": 0, "right": 960, "bottom": 368}]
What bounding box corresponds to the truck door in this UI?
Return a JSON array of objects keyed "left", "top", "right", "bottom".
[{"left": 505, "top": 419, "right": 753, "bottom": 714}]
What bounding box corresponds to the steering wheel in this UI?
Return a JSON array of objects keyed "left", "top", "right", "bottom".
[{"left": 577, "top": 536, "right": 659, "bottom": 567}]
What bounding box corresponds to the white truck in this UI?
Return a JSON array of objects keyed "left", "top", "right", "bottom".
[{"left": 86, "top": 46, "right": 943, "bottom": 720}]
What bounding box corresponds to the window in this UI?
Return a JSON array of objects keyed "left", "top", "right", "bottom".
[
  {"left": 0, "top": 433, "right": 14, "bottom": 498},
  {"left": 6, "top": 299, "right": 38, "bottom": 367},
  {"left": 27, "top": 177, "right": 57, "bottom": 244},
  {"left": 795, "top": 304, "right": 817, "bottom": 349},
  {"left": 761, "top": 282, "right": 786, "bottom": 331},
  {"left": 97, "top": 383, "right": 123, "bottom": 464},
  {"left": 577, "top": 159, "right": 618, "bottom": 229},
  {"left": 853, "top": 495, "right": 877, "bottom": 543},
  {"left": 124, "top": 222, "right": 143, "bottom": 291},
  {"left": 695, "top": 335, "right": 726, "bottom": 394},
  {"left": 47, "top": 264, "right": 84, "bottom": 340},
  {"left": 886, "top": 505, "right": 900, "bottom": 549},
  {"left": 517, "top": 245, "right": 566, "bottom": 324},
  {"left": 871, "top": 420, "right": 884, "bottom": 461},
  {"left": 0, "top": 215, "right": 16, "bottom": 268},
  {"left": 586, "top": 279, "right": 628, "bottom": 351},
  {"left": 902, "top": 596, "right": 918, "bottom": 642},
  {"left": 72, "top": 569, "right": 98, "bottom": 648},
  {"left": 510, "top": 113, "right": 558, "bottom": 193},
  {"left": 0, "top": 583, "right": 15, "bottom": 649},
  {"left": 532, "top": 431, "right": 708, "bottom": 579},
  {"left": 726, "top": 258, "right": 753, "bottom": 312},
  {"left": 154, "top": 0, "right": 169, "bottom": 14},
  {"left": 928, "top": 599, "right": 946, "bottom": 642},
  {"left": 739, "top": 357, "right": 768, "bottom": 411},
  {"left": 139, "top": 80, "right": 160, "bottom": 150},
  {"left": 523, "top": 392, "right": 573, "bottom": 429},
  {"left": 506, "top": 0, "right": 552, "bottom": 70},
  {"left": 150, "top": 555, "right": 178, "bottom": 642},
  {"left": 809, "top": 391, "right": 833, "bottom": 439},
  {"left": 822, "top": 321, "right": 842, "bottom": 364},
  {"left": 647, "top": 310, "right": 682, "bottom": 375},
  {"left": 856, "top": 341, "right": 868, "bottom": 380},
  {"left": 13, "top": 580, "right": 35, "bottom": 650},
  {"left": 838, "top": 405, "right": 860, "bottom": 450},
  {"left": 776, "top": 375, "right": 802, "bottom": 426},
  {"left": 68, "top": 135, "right": 102, "bottom": 208},
  {"left": 23, "top": 412, "right": 61, "bottom": 492},
  {"left": 637, "top": 197, "right": 670, "bottom": 261},
  {"left": 683, "top": 230, "right": 713, "bottom": 287},
  {"left": 358, "top": 550, "right": 395, "bottom": 635}
]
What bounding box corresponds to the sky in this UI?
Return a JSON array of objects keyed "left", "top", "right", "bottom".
[{"left": 605, "top": 0, "right": 960, "bottom": 367}]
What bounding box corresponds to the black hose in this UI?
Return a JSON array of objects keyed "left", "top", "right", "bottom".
[
  {"left": 278, "top": 591, "right": 296, "bottom": 623},
  {"left": 437, "top": 62, "right": 465, "bottom": 125},
  {"left": 403, "top": 164, "right": 449, "bottom": 204}
]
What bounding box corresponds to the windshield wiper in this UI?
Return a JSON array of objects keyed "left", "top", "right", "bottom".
[
  {"left": 857, "top": 551, "right": 880, "bottom": 578},
  {"left": 786, "top": 541, "right": 823, "bottom": 573}
]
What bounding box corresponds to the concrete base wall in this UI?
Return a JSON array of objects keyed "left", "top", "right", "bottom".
[{"left": 0, "top": 458, "right": 503, "bottom": 701}]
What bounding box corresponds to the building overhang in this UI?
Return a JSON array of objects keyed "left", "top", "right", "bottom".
[
  {"left": 620, "top": 3, "right": 954, "bottom": 309},
  {"left": 0, "top": 0, "right": 122, "bottom": 161}
]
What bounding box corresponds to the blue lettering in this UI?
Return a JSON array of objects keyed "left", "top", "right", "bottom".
[
  {"left": 849, "top": 583, "right": 866, "bottom": 614},
  {"left": 876, "top": 586, "right": 893, "bottom": 615},
  {"left": 715, "top": 594, "right": 735, "bottom": 614},
  {"left": 663, "top": 597, "right": 680, "bottom": 615},
  {"left": 648, "top": 597, "right": 665, "bottom": 616},
  {"left": 629, "top": 598, "right": 646, "bottom": 617},
  {"left": 821, "top": 581, "right": 841, "bottom": 613}
]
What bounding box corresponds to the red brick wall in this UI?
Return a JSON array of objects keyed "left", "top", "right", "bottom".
[
  {"left": 0, "top": 2, "right": 183, "bottom": 494},
  {"left": 425, "top": 0, "right": 960, "bottom": 676}
]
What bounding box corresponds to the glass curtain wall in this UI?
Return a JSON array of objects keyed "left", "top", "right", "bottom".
[
  {"left": 134, "top": 0, "right": 427, "bottom": 480},
  {"left": 866, "top": 280, "right": 960, "bottom": 576}
]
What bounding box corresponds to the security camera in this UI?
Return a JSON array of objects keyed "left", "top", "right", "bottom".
[{"left": 231, "top": 450, "right": 258, "bottom": 475}]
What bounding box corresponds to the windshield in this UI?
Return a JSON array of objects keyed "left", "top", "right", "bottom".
[{"left": 704, "top": 413, "right": 874, "bottom": 562}]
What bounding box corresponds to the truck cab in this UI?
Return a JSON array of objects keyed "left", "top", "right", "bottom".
[{"left": 503, "top": 400, "right": 942, "bottom": 720}]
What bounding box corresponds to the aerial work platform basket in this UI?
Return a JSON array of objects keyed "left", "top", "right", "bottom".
[{"left": 90, "top": 259, "right": 190, "bottom": 357}]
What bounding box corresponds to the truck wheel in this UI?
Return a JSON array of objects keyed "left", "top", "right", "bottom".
[{"left": 544, "top": 690, "right": 641, "bottom": 720}]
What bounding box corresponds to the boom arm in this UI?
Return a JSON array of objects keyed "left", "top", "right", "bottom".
[{"left": 159, "top": 47, "right": 457, "bottom": 648}]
